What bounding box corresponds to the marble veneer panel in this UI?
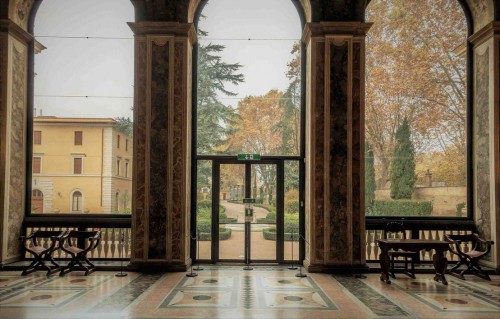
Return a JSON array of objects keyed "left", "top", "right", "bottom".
[
  {"left": 328, "top": 39, "right": 350, "bottom": 263},
  {"left": 133, "top": 38, "right": 147, "bottom": 260},
  {"left": 475, "top": 46, "right": 491, "bottom": 241},
  {"left": 148, "top": 38, "right": 171, "bottom": 260}
]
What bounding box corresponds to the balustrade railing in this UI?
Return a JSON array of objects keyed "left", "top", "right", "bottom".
[{"left": 23, "top": 214, "right": 131, "bottom": 260}]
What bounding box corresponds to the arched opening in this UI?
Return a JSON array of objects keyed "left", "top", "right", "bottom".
[
  {"left": 31, "top": 189, "right": 44, "bottom": 213},
  {"left": 29, "top": 0, "right": 134, "bottom": 215},
  {"left": 364, "top": 0, "right": 470, "bottom": 219},
  {"left": 71, "top": 190, "right": 83, "bottom": 213},
  {"left": 192, "top": 0, "right": 305, "bottom": 264}
]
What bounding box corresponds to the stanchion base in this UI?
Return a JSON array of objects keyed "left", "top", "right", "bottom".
[
  {"left": 115, "top": 273, "right": 128, "bottom": 277},
  {"left": 243, "top": 266, "right": 253, "bottom": 270},
  {"left": 295, "top": 273, "right": 307, "bottom": 278},
  {"left": 288, "top": 266, "right": 298, "bottom": 270},
  {"left": 186, "top": 273, "right": 198, "bottom": 277},
  {"left": 193, "top": 267, "right": 204, "bottom": 271}
]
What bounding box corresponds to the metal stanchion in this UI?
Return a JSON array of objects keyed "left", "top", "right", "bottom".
[
  {"left": 186, "top": 233, "right": 198, "bottom": 277},
  {"left": 193, "top": 230, "right": 203, "bottom": 271},
  {"left": 288, "top": 229, "right": 297, "bottom": 270},
  {"left": 243, "top": 222, "right": 253, "bottom": 270},
  {"left": 115, "top": 231, "right": 128, "bottom": 277}
]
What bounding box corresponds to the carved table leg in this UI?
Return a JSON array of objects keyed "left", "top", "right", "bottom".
[
  {"left": 379, "top": 245, "right": 391, "bottom": 284},
  {"left": 432, "top": 250, "right": 448, "bottom": 285}
]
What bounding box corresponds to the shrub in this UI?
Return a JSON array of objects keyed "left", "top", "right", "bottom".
[
  {"left": 285, "top": 200, "right": 300, "bottom": 214},
  {"left": 456, "top": 202, "right": 466, "bottom": 217},
  {"left": 369, "top": 199, "right": 432, "bottom": 217},
  {"left": 196, "top": 220, "right": 211, "bottom": 233},
  {"left": 197, "top": 200, "right": 212, "bottom": 210},
  {"left": 263, "top": 227, "right": 299, "bottom": 241},
  {"left": 198, "top": 227, "right": 232, "bottom": 241}
]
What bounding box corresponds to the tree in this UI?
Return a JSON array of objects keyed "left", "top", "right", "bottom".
[
  {"left": 390, "top": 118, "right": 416, "bottom": 199},
  {"left": 196, "top": 30, "right": 244, "bottom": 155},
  {"left": 365, "top": 143, "right": 376, "bottom": 211},
  {"left": 196, "top": 28, "right": 244, "bottom": 189},
  {"left": 114, "top": 117, "right": 133, "bottom": 137},
  {"left": 365, "top": 0, "right": 467, "bottom": 188}
]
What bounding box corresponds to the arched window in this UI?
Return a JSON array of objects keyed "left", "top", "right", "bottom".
[
  {"left": 365, "top": 0, "right": 469, "bottom": 218},
  {"left": 30, "top": 0, "right": 134, "bottom": 215},
  {"left": 31, "top": 189, "right": 44, "bottom": 213},
  {"left": 71, "top": 191, "right": 83, "bottom": 213}
]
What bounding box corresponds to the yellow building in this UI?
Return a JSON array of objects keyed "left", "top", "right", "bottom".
[{"left": 31, "top": 117, "right": 133, "bottom": 214}]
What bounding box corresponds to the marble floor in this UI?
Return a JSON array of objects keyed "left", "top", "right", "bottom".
[{"left": 0, "top": 266, "right": 499, "bottom": 319}]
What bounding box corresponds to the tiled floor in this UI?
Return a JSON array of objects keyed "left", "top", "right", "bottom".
[{"left": 0, "top": 267, "right": 499, "bottom": 318}]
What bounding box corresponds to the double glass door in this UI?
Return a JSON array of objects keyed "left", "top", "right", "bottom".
[{"left": 195, "top": 159, "right": 301, "bottom": 264}]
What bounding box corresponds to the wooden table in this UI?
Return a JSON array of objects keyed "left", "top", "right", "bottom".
[{"left": 377, "top": 239, "right": 450, "bottom": 285}]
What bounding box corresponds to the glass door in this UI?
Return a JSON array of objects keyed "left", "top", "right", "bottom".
[
  {"left": 217, "top": 163, "right": 246, "bottom": 261},
  {"left": 213, "top": 160, "right": 282, "bottom": 263}
]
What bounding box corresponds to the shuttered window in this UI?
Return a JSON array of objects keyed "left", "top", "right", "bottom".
[
  {"left": 33, "top": 157, "right": 41, "bottom": 174},
  {"left": 74, "top": 131, "right": 83, "bottom": 145},
  {"left": 74, "top": 157, "right": 82, "bottom": 174},
  {"left": 34, "top": 131, "right": 42, "bottom": 144}
]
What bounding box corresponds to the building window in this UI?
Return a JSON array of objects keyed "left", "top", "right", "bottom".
[
  {"left": 71, "top": 191, "right": 83, "bottom": 212},
  {"left": 33, "top": 157, "right": 41, "bottom": 174},
  {"left": 74, "top": 131, "right": 83, "bottom": 145},
  {"left": 34, "top": 131, "right": 42, "bottom": 145},
  {"left": 31, "top": 189, "right": 44, "bottom": 213},
  {"left": 115, "top": 192, "right": 120, "bottom": 211},
  {"left": 117, "top": 135, "right": 121, "bottom": 148},
  {"left": 116, "top": 158, "right": 121, "bottom": 176},
  {"left": 125, "top": 160, "right": 129, "bottom": 178},
  {"left": 73, "top": 157, "right": 82, "bottom": 174},
  {"left": 126, "top": 139, "right": 129, "bottom": 152}
]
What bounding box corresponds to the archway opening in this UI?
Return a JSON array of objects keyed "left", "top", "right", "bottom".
[{"left": 192, "top": 0, "right": 305, "bottom": 264}]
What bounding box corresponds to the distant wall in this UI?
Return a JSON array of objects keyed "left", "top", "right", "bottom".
[{"left": 375, "top": 187, "right": 467, "bottom": 216}]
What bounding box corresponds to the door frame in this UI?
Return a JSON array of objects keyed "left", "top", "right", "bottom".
[{"left": 212, "top": 158, "right": 283, "bottom": 263}]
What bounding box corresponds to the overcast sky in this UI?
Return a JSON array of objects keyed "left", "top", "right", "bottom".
[{"left": 34, "top": 0, "right": 302, "bottom": 119}]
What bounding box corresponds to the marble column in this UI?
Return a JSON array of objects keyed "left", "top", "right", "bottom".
[
  {"left": 128, "top": 22, "right": 195, "bottom": 271},
  {"left": 302, "top": 22, "right": 371, "bottom": 272},
  {"left": 468, "top": 21, "right": 500, "bottom": 271},
  {"left": 0, "top": 20, "right": 32, "bottom": 264}
]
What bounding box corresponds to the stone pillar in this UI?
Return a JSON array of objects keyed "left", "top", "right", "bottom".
[
  {"left": 128, "top": 22, "right": 195, "bottom": 271},
  {"left": 302, "top": 22, "right": 371, "bottom": 272},
  {"left": 469, "top": 21, "right": 500, "bottom": 271},
  {"left": 0, "top": 20, "right": 32, "bottom": 264}
]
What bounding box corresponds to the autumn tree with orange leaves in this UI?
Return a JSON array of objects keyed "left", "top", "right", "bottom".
[{"left": 365, "top": 0, "right": 467, "bottom": 188}]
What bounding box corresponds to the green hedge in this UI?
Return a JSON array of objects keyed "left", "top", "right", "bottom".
[
  {"left": 285, "top": 200, "right": 300, "bottom": 214},
  {"left": 256, "top": 211, "right": 276, "bottom": 223},
  {"left": 369, "top": 199, "right": 433, "bottom": 217},
  {"left": 199, "top": 227, "right": 232, "bottom": 241},
  {"left": 263, "top": 228, "right": 299, "bottom": 241}
]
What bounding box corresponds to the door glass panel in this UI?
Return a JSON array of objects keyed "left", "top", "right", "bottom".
[
  {"left": 284, "top": 161, "right": 300, "bottom": 261},
  {"left": 219, "top": 164, "right": 245, "bottom": 260},
  {"left": 196, "top": 160, "right": 212, "bottom": 260},
  {"left": 251, "top": 164, "right": 276, "bottom": 261}
]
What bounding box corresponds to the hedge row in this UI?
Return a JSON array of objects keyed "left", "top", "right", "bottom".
[
  {"left": 262, "top": 227, "right": 299, "bottom": 241},
  {"left": 199, "top": 228, "right": 232, "bottom": 241},
  {"left": 368, "top": 199, "right": 433, "bottom": 216}
]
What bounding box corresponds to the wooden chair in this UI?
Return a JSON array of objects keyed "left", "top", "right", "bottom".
[
  {"left": 445, "top": 233, "right": 494, "bottom": 280},
  {"left": 59, "top": 230, "right": 101, "bottom": 276},
  {"left": 384, "top": 222, "right": 418, "bottom": 279},
  {"left": 19, "top": 230, "right": 64, "bottom": 276}
]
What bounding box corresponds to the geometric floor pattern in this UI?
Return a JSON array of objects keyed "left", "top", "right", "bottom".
[{"left": 0, "top": 267, "right": 499, "bottom": 319}]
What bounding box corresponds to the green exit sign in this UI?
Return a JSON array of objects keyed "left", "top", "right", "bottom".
[{"left": 237, "top": 153, "right": 261, "bottom": 160}]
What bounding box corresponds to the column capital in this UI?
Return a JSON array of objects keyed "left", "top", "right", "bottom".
[
  {"left": 302, "top": 21, "right": 373, "bottom": 43},
  {"left": 128, "top": 21, "right": 197, "bottom": 44},
  {"left": 0, "top": 19, "right": 33, "bottom": 43},
  {"left": 469, "top": 21, "right": 500, "bottom": 47}
]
